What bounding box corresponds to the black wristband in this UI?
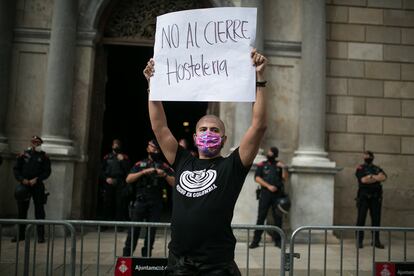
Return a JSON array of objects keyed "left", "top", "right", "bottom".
[{"left": 256, "top": 80, "right": 267, "bottom": 87}]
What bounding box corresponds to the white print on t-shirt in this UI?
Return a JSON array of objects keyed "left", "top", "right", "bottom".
[{"left": 177, "top": 169, "right": 218, "bottom": 198}]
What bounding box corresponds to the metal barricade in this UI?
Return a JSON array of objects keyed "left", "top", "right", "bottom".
[
  {"left": 0, "top": 219, "right": 76, "bottom": 276},
  {"left": 0, "top": 219, "right": 286, "bottom": 276},
  {"left": 67, "top": 220, "right": 171, "bottom": 276},
  {"left": 232, "top": 224, "right": 286, "bottom": 276},
  {"left": 65, "top": 221, "right": 285, "bottom": 276},
  {"left": 288, "top": 226, "right": 414, "bottom": 276},
  {"left": 1, "top": 219, "right": 285, "bottom": 275}
]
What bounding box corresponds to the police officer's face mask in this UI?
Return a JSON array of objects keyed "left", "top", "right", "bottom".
[
  {"left": 266, "top": 154, "right": 275, "bottom": 162},
  {"left": 364, "top": 157, "right": 373, "bottom": 164},
  {"left": 150, "top": 152, "right": 162, "bottom": 161},
  {"left": 195, "top": 131, "right": 223, "bottom": 157},
  {"left": 113, "top": 146, "right": 121, "bottom": 154}
]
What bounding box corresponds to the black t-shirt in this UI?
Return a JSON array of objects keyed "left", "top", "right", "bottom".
[{"left": 169, "top": 146, "right": 250, "bottom": 264}]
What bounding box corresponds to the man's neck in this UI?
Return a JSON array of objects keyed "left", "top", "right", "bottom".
[{"left": 198, "top": 153, "right": 221, "bottom": 160}]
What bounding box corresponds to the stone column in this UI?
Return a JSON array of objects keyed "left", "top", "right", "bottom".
[
  {"left": 0, "top": 1, "right": 16, "bottom": 151},
  {"left": 41, "top": 0, "right": 78, "bottom": 155},
  {"left": 290, "top": 0, "right": 339, "bottom": 232},
  {"left": 232, "top": 0, "right": 265, "bottom": 226},
  {"left": 40, "top": 0, "right": 78, "bottom": 220},
  {"left": 232, "top": 0, "right": 264, "bottom": 148}
]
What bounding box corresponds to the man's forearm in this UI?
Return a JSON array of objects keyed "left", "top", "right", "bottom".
[
  {"left": 126, "top": 171, "right": 146, "bottom": 184},
  {"left": 148, "top": 101, "right": 168, "bottom": 135},
  {"left": 373, "top": 173, "right": 386, "bottom": 182},
  {"left": 251, "top": 80, "right": 267, "bottom": 131},
  {"left": 255, "top": 176, "right": 273, "bottom": 190},
  {"left": 361, "top": 175, "right": 380, "bottom": 184}
]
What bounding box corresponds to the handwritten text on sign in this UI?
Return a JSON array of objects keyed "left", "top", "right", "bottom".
[{"left": 150, "top": 8, "right": 257, "bottom": 102}]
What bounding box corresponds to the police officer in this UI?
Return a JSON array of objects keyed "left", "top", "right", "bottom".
[
  {"left": 250, "top": 147, "right": 288, "bottom": 249},
  {"left": 355, "top": 150, "right": 387, "bottom": 249},
  {"left": 12, "top": 136, "right": 51, "bottom": 243},
  {"left": 101, "top": 139, "right": 131, "bottom": 222},
  {"left": 122, "top": 140, "right": 174, "bottom": 257}
]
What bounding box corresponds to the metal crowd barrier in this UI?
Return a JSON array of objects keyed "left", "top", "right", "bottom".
[
  {"left": 288, "top": 226, "right": 414, "bottom": 276},
  {"left": 67, "top": 220, "right": 171, "bottom": 276},
  {"left": 3, "top": 220, "right": 413, "bottom": 276},
  {"left": 0, "top": 219, "right": 76, "bottom": 276},
  {"left": 0, "top": 219, "right": 285, "bottom": 276}
]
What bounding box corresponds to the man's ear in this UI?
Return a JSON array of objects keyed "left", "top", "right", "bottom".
[
  {"left": 193, "top": 133, "right": 197, "bottom": 143},
  {"left": 221, "top": 135, "right": 227, "bottom": 148}
]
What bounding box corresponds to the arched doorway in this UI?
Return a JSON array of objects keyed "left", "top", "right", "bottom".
[{"left": 85, "top": 0, "right": 215, "bottom": 219}]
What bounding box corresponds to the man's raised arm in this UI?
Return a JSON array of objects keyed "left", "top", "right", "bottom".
[
  {"left": 239, "top": 50, "right": 268, "bottom": 167},
  {"left": 145, "top": 59, "right": 178, "bottom": 165}
]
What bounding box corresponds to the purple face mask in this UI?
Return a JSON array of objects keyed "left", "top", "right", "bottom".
[{"left": 195, "top": 131, "right": 223, "bottom": 157}]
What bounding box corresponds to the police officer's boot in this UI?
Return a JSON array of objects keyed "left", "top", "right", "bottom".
[
  {"left": 371, "top": 240, "right": 385, "bottom": 249},
  {"left": 249, "top": 230, "right": 261, "bottom": 249},
  {"left": 372, "top": 242, "right": 384, "bottom": 249},
  {"left": 11, "top": 225, "right": 26, "bottom": 243},
  {"left": 142, "top": 246, "right": 152, "bottom": 257},
  {"left": 371, "top": 231, "right": 384, "bottom": 249},
  {"left": 249, "top": 237, "right": 260, "bottom": 249},
  {"left": 123, "top": 246, "right": 132, "bottom": 257}
]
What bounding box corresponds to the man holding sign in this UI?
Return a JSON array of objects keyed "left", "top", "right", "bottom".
[
  {"left": 145, "top": 48, "right": 267, "bottom": 275},
  {"left": 143, "top": 7, "right": 267, "bottom": 275}
]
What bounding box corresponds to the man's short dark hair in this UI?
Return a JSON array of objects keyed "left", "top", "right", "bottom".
[
  {"left": 364, "top": 150, "right": 374, "bottom": 159},
  {"left": 270, "top": 147, "right": 279, "bottom": 157}
]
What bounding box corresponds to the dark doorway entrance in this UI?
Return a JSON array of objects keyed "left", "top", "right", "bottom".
[{"left": 100, "top": 44, "right": 208, "bottom": 219}]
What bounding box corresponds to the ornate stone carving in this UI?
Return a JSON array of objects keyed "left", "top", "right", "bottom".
[{"left": 104, "top": 0, "right": 212, "bottom": 41}]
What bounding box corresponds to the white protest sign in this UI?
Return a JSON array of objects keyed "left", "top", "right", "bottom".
[{"left": 150, "top": 7, "right": 257, "bottom": 102}]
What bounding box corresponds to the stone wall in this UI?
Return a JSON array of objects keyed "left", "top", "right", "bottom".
[
  {"left": 326, "top": 0, "right": 414, "bottom": 227},
  {"left": 0, "top": 0, "right": 53, "bottom": 218}
]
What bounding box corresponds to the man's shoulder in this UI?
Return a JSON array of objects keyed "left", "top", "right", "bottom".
[
  {"left": 372, "top": 163, "right": 382, "bottom": 169},
  {"left": 372, "top": 163, "right": 384, "bottom": 172},
  {"left": 121, "top": 153, "right": 129, "bottom": 160},
  {"left": 356, "top": 164, "right": 365, "bottom": 171},
  {"left": 256, "top": 161, "right": 266, "bottom": 167},
  {"left": 39, "top": 151, "right": 49, "bottom": 159}
]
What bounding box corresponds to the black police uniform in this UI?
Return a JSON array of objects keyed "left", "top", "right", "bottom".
[
  {"left": 251, "top": 159, "right": 285, "bottom": 246},
  {"left": 13, "top": 148, "right": 51, "bottom": 241},
  {"left": 123, "top": 158, "right": 173, "bottom": 257},
  {"left": 355, "top": 162, "right": 386, "bottom": 245},
  {"left": 101, "top": 151, "right": 131, "bottom": 221}
]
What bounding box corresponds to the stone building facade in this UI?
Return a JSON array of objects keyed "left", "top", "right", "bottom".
[
  {"left": 0, "top": 0, "right": 413, "bottom": 231},
  {"left": 325, "top": 0, "right": 414, "bottom": 227}
]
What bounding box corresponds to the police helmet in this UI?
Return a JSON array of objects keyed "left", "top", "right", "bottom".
[
  {"left": 274, "top": 196, "right": 291, "bottom": 216},
  {"left": 14, "top": 184, "right": 31, "bottom": 201}
]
